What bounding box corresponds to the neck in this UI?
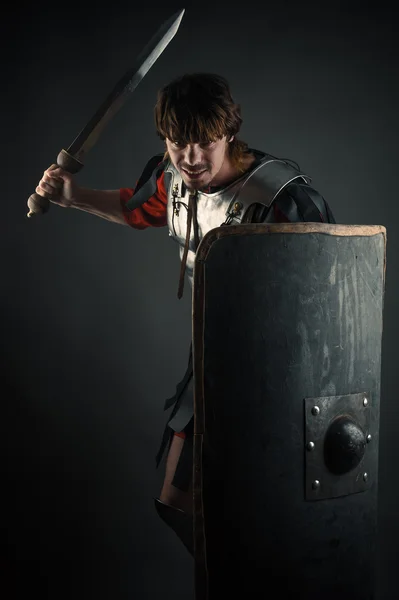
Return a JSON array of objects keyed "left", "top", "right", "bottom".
[
  {"left": 209, "top": 161, "right": 237, "bottom": 187},
  {"left": 210, "top": 152, "right": 256, "bottom": 188}
]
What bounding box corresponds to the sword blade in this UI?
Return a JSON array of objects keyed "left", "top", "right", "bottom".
[{"left": 67, "top": 8, "right": 185, "bottom": 162}]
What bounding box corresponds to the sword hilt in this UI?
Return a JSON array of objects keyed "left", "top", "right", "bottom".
[{"left": 27, "top": 149, "right": 84, "bottom": 218}]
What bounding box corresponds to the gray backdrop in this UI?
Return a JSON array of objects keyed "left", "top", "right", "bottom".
[{"left": 4, "top": 1, "right": 398, "bottom": 598}]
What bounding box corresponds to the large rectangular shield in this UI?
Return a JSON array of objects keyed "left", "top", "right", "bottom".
[{"left": 192, "top": 223, "right": 386, "bottom": 600}]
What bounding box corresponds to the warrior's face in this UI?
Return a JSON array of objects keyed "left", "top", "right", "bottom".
[{"left": 165, "top": 135, "right": 234, "bottom": 190}]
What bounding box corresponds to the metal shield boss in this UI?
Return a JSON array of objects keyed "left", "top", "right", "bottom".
[{"left": 192, "top": 222, "right": 386, "bottom": 600}]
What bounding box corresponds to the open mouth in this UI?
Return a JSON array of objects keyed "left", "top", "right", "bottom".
[{"left": 182, "top": 168, "right": 207, "bottom": 179}]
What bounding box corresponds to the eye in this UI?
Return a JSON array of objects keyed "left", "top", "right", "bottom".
[
  {"left": 172, "top": 140, "right": 184, "bottom": 148},
  {"left": 200, "top": 140, "right": 215, "bottom": 148}
]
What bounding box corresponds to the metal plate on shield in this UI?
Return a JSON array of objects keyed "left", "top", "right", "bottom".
[{"left": 304, "top": 392, "right": 372, "bottom": 500}]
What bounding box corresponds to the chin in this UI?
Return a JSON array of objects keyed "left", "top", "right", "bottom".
[{"left": 184, "top": 175, "right": 212, "bottom": 191}]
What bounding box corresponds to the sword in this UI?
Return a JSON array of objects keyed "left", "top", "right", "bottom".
[{"left": 27, "top": 8, "right": 185, "bottom": 218}]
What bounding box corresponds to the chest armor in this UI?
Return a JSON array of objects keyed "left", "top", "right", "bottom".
[{"left": 164, "top": 153, "right": 310, "bottom": 287}]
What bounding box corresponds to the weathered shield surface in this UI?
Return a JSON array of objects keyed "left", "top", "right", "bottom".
[{"left": 192, "top": 223, "right": 386, "bottom": 600}]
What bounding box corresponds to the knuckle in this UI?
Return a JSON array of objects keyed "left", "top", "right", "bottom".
[
  {"left": 35, "top": 185, "right": 46, "bottom": 196},
  {"left": 37, "top": 182, "right": 54, "bottom": 197},
  {"left": 43, "top": 171, "right": 56, "bottom": 182}
]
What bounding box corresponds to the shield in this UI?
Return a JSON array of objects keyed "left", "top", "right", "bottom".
[{"left": 192, "top": 222, "right": 386, "bottom": 600}]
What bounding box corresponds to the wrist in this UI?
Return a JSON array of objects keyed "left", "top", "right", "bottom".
[{"left": 69, "top": 186, "right": 86, "bottom": 209}]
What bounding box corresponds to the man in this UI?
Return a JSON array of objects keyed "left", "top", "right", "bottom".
[{"left": 33, "top": 72, "right": 336, "bottom": 556}]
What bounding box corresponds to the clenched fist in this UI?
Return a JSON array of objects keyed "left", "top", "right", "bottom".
[
  {"left": 34, "top": 164, "right": 79, "bottom": 208},
  {"left": 27, "top": 149, "right": 84, "bottom": 217}
]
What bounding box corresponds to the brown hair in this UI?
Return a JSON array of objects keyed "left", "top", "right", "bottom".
[{"left": 154, "top": 73, "right": 249, "bottom": 171}]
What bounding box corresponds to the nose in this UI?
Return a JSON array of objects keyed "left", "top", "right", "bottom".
[{"left": 184, "top": 144, "right": 203, "bottom": 166}]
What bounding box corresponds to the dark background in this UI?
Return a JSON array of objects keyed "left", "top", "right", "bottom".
[{"left": 4, "top": 1, "right": 398, "bottom": 598}]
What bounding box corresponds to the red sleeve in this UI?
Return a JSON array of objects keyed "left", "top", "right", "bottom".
[{"left": 120, "top": 171, "right": 167, "bottom": 229}]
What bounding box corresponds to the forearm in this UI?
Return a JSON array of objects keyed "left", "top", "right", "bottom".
[{"left": 70, "top": 188, "right": 127, "bottom": 225}]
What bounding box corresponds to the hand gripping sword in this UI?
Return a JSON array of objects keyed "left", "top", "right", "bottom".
[{"left": 27, "top": 8, "right": 185, "bottom": 218}]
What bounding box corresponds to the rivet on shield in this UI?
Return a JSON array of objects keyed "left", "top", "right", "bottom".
[
  {"left": 306, "top": 441, "right": 315, "bottom": 451},
  {"left": 363, "top": 473, "right": 368, "bottom": 482},
  {"left": 367, "top": 434, "right": 372, "bottom": 443},
  {"left": 312, "top": 480, "right": 320, "bottom": 490},
  {"left": 311, "top": 406, "right": 320, "bottom": 416},
  {"left": 363, "top": 397, "right": 368, "bottom": 407}
]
